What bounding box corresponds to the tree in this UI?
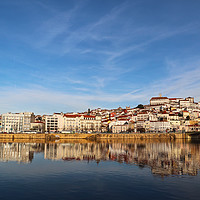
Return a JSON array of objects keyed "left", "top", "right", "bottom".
[
  {"left": 178, "top": 112, "right": 183, "bottom": 117},
  {"left": 137, "top": 128, "right": 145, "bottom": 133},
  {"left": 136, "top": 104, "right": 144, "bottom": 109},
  {"left": 127, "top": 128, "right": 133, "bottom": 133},
  {"left": 186, "top": 116, "right": 190, "bottom": 120}
]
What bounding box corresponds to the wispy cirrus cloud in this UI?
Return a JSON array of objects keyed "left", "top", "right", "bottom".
[{"left": 0, "top": 58, "right": 199, "bottom": 114}]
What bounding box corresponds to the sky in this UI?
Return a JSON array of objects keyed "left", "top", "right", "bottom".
[{"left": 0, "top": 0, "right": 200, "bottom": 114}]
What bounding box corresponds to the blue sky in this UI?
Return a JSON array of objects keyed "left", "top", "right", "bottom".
[{"left": 0, "top": 0, "right": 200, "bottom": 114}]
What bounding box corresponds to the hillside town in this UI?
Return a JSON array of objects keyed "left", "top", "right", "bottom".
[{"left": 1, "top": 95, "right": 200, "bottom": 134}]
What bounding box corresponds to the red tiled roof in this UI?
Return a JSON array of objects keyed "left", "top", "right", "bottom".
[
  {"left": 150, "top": 97, "right": 168, "bottom": 100},
  {"left": 83, "top": 115, "right": 96, "bottom": 118},
  {"left": 138, "top": 112, "right": 148, "bottom": 114},
  {"left": 169, "top": 98, "right": 177, "bottom": 100},
  {"left": 64, "top": 114, "right": 81, "bottom": 118},
  {"left": 117, "top": 118, "right": 129, "bottom": 121}
]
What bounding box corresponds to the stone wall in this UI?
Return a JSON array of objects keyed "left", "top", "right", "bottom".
[{"left": 0, "top": 133, "right": 191, "bottom": 141}]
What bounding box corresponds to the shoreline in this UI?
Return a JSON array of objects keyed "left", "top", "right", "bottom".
[{"left": 0, "top": 133, "right": 192, "bottom": 141}]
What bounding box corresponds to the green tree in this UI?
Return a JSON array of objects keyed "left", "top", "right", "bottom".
[
  {"left": 186, "top": 116, "right": 190, "bottom": 120},
  {"left": 136, "top": 104, "right": 144, "bottom": 109}
]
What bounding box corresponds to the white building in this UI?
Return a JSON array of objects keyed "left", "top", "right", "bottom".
[
  {"left": 149, "top": 121, "right": 170, "bottom": 132},
  {"left": 150, "top": 97, "right": 169, "bottom": 105},
  {"left": 45, "top": 113, "right": 64, "bottom": 132},
  {"left": 45, "top": 113, "right": 101, "bottom": 133},
  {"left": 179, "top": 100, "right": 191, "bottom": 108},
  {"left": 185, "top": 97, "right": 194, "bottom": 103},
  {"left": 23, "top": 112, "right": 35, "bottom": 131},
  {"left": 109, "top": 119, "right": 128, "bottom": 130},
  {"left": 137, "top": 112, "right": 149, "bottom": 121},
  {"left": 2, "top": 112, "right": 35, "bottom": 133},
  {"left": 112, "top": 124, "right": 128, "bottom": 133},
  {"left": 63, "top": 114, "right": 81, "bottom": 131}
]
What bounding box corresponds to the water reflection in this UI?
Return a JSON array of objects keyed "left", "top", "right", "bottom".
[
  {"left": 0, "top": 143, "right": 44, "bottom": 163},
  {"left": 0, "top": 140, "right": 200, "bottom": 177}
]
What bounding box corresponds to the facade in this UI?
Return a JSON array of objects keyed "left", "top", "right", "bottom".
[
  {"left": 150, "top": 97, "right": 169, "bottom": 105},
  {"left": 23, "top": 112, "right": 35, "bottom": 131},
  {"left": 136, "top": 120, "right": 145, "bottom": 129},
  {"left": 80, "top": 115, "right": 101, "bottom": 132},
  {"left": 64, "top": 114, "right": 101, "bottom": 132},
  {"left": 63, "top": 114, "right": 81, "bottom": 131},
  {"left": 150, "top": 121, "right": 170, "bottom": 132},
  {"left": 157, "top": 112, "right": 169, "bottom": 121},
  {"left": 185, "top": 125, "right": 200, "bottom": 132},
  {"left": 137, "top": 112, "right": 149, "bottom": 120},
  {"left": 30, "top": 122, "right": 45, "bottom": 133},
  {"left": 169, "top": 120, "right": 180, "bottom": 131},
  {"left": 112, "top": 124, "right": 128, "bottom": 133},
  {"left": 180, "top": 100, "right": 191, "bottom": 108},
  {"left": 45, "top": 113, "right": 101, "bottom": 133},
  {"left": 2, "top": 112, "right": 35, "bottom": 133},
  {"left": 45, "top": 113, "right": 64, "bottom": 132},
  {"left": 185, "top": 97, "right": 194, "bottom": 103}
]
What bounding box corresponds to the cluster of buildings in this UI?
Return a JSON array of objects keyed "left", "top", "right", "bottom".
[
  {"left": 0, "top": 95, "right": 200, "bottom": 133},
  {"left": 99, "top": 96, "right": 200, "bottom": 133},
  {"left": 0, "top": 111, "right": 102, "bottom": 133}
]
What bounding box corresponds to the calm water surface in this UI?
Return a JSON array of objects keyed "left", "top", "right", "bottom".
[{"left": 0, "top": 140, "right": 200, "bottom": 200}]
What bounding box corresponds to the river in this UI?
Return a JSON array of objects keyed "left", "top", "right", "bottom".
[{"left": 0, "top": 139, "right": 199, "bottom": 200}]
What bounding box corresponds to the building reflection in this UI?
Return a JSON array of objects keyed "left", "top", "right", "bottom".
[
  {"left": 0, "top": 143, "right": 44, "bottom": 163},
  {"left": 0, "top": 141, "right": 200, "bottom": 176},
  {"left": 44, "top": 142, "right": 200, "bottom": 176}
]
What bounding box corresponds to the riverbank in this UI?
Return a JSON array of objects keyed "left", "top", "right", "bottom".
[{"left": 0, "top": 132, "right": 191, "bottom": 141}]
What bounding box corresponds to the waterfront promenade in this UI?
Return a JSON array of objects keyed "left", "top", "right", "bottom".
[{"left": 0, "top": 132, "right": 192, "bottom": 141}]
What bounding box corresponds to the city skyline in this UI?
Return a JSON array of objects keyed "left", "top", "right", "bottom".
[{"left": 1, "top": 0, "right": 200, "bottom": 114}]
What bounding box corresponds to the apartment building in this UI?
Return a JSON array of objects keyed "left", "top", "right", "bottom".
[
  {"left": 64, "top": 114, "right": 101, "bottom": 132},
  {"left": 63, "top": 114, "right": 81, "bottom": 131},
  {"left": 137, "top": 112, "right": 149, "bottom": 121},
  {"left": 23, "top": 112, "right": 35, "bottom": 131},
  {"left": 45, "top": 113, "right": 64, "bottom": 132},
  {"left": 45, "top": 113, "right": 101, "bottom": 133},
  {"left": 149, "top": 121, "right": 170, "bottom": 132},
  {"left": 112, "top": 124, "right": 128, "bottom": 133},
  {"left": 157, "top": 112, "right": 169, "bottom": 121},
  {"left": 2, "top": 112, "right": 35, "bottom": 133}
]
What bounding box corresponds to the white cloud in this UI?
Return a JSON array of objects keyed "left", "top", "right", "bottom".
[{"left": 0, "top": 59, "right": 200, "bottom": 115}]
